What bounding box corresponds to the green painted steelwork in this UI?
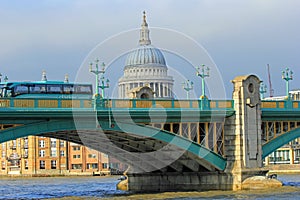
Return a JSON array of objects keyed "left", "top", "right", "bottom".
[
  {"left": 101, "top": 121, "right": 227, "bottom": 171},
  {"left": 262, "top": 127, "right": 300, "bottom": 158},
  {"left": 261, "top": 110, "right": 300, "bottom": 121},
  {"left": 0, "top": 119, "right": 226, "bottom": 171},
  {"left": 2, "top": 96, "right": 300, "bottom": 170},
  {"left": 2, "top": 97, "right": 300, "bottom": 112},
  {"left": 0, "top": 120, "right": 75, "bottom": 143}
]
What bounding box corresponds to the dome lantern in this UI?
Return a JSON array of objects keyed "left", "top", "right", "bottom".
[
  {"left": 139, "top": 11, "right": 151, "bottom": 46},
  {"left": 125, "top": 11, "right": 166, "bottom": 67}
]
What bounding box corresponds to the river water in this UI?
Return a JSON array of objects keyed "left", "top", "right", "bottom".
[{"left": 0, "top": 174, "right": 300, "bottom": 199}]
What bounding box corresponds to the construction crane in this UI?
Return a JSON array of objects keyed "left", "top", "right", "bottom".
[{"left": 267, "top": 64, "right": 274, "bottom": 97}]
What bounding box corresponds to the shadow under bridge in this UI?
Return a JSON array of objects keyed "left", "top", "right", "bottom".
[{"left": 0, "top": 119, "right": 226, "bottom": 173}]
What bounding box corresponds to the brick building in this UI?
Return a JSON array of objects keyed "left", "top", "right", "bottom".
[{"left": 0, "top": 135, "right": 125, "bottom": 176}]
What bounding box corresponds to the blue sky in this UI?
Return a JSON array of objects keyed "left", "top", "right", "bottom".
[{"left": 0, "top": 0, "right": 299, "bottom": 98}]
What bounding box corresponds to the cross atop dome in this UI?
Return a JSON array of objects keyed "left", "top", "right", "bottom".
[
  {"left": 142, "top": 11, "right": 148, "bottom": 26},
  {"left": 139, "top": 11, "right": 151, "bottom": 46}
]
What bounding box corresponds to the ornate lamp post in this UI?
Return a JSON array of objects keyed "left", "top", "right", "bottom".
[
  {"left": 99, "top": 75, "right": 110, "bottom": 99},
  {"left": 259, "top": 82, "right": 267, "bottom": 100},
  {"left": 196, "top": 64, "right": 210, "bottom": 98},
  {"left": 282, "top": 68, "right": 293, "bottom": 100},
  {"left": 196, "top": 64, "right": 210, "bottom": 110},
  {"left": 182, "top": 80, "right": 193, "bottom": 99},
  {"left": 89, "top": 59, "right": 110, "bottom": 108},
  {"left": 0, "top": 73, "right": 8, "bottom": 82}
]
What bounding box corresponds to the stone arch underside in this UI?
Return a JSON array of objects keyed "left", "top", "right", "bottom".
[
  {"left": 0, "top": 120, "right": 226, "bottom": 172},
  {"left": 262, "top": 126, "right": 300, "bottom": 159}
]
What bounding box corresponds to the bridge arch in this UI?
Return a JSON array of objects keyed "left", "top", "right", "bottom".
[
  {"left": 0, "top": 119, "right": 226, "bottom": 172},
  {"left": 262, "top": 126, "right": 300, "bottom": 159}
]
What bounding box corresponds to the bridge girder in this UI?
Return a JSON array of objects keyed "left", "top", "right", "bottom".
[
  {"left": 0, "top": 119, "right": 226, "bottom": 172},
  {"left": 262, "top": 126, "right": 300, "bottom": 158}
]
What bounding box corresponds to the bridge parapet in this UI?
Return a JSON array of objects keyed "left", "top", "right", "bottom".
[
  {"left": 262, "top": 100, "right": 300, "bottom": 110},
  {"left": 0, "top": 98, "right": 234, "bottom": 110}
]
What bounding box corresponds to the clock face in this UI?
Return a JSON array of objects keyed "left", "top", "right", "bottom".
[{"left": 248, "top": 83, "right": 254, "bottom": 94}]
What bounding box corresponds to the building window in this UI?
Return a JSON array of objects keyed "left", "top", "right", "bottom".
[
  {"left": 50, "top": 149, "right": 57, "bottom": 157},
  {"left": 60, "top": 141, "right": 65, "bottom": 147},
  {"left": 60, "top": 150, "right": 65, "bottom": 157},
  {"left": 1, "top": 143, "right": 5, "bottom": 149},
  {"left": 73, "top": 155, "right": 80, "bottom": 159},
  {"left": 1, "top": 161, "right": 5, "bottom": 170},
  {"left": 102, "top": 163, "right": 108, "bottom": 169},
  {"left": 88, "top": 154, "right": 97, "bottom": 158},
  {"left": 23, "top": 149, "right": 28, "bottom": 158},
  {"left": 2, "top": 151, "right": 5, "bottom": 158},
  {"left": 72, "top": 146, "right": 80, "bottom": 151},
  {"left": 87, "top": 163, "right": 98, "bottom": 169},
  {"left": 24, "top": 160, "right": 28, "bottom": 170},
  {"left": 39, "top": 140, "right": 45, "bottom": 148},
  {"left": 40, "top": 160, "right": 45, "bottom": 169},
  {"left": 51, "top": 160, "right": 56, "bottom": 169},
  {"left": 50, "top": 139, "right": 56, "bottom": 148},
  {"left": 11, "top": 140, "right": 17, "bottom": 149},
  {"left": 71, "top": 164, "right": 82, "bottom": 169},
  {"left": 39, "top": 150, "right": 45, "bottom": 157}
]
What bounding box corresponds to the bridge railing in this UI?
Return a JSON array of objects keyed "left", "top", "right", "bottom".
[
  {"left": 0, "top": 98, "right": 234, "bottom": 110},
  {"left": 1, "top": 98, "right": 299, "bottom": 110},
  {"left": 261, "top": 100, "right": 300, "bottom": 110},
  {"left": 108, "top": 99, "right": 234, "bottom": 109},
  {"left": 0, "top": 98, "right": 92, "bottom": 108}
]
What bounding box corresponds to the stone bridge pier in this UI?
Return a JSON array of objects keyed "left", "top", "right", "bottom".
[
  {"left": 121, "top": 75, "right": 271, "bottom": 192},
  {"left": 224, "top": 74, "right": 266, "bottom": 190}
]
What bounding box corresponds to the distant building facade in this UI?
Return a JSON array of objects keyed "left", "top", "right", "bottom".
[{"left": 0, "top": 134, "right": 126, "bottom": 176}]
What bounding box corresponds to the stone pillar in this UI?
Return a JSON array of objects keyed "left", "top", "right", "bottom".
[
  {"left": 224, "top": 75, "right": 264, "bottom": 190},
  {"left": 158, "top": 83, "right": 161, "bottom": 97},
  {"left": 126, "top": 172, "right": 233, "bottom": 192},
  {"left": 289, "top": 147, "right": 294, "bottom": 164}
]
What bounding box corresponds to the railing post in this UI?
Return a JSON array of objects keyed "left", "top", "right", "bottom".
[
  {"left": 112, "top": 99, "right": 116, "bottom": 108},
  {"left": 132, "top": 99, "right": 136, "bottom": 108},
  {"left": 152, "top": 100, "right": 156, "bottom": 108},
  {"left": 10, "top": 99, "right": 14, "bottom": 107},
  {"left": 200, "top": 96, "right": 210, "bottom": 110},
  {"left": 285, "top": 100, "right": 293, "bottom": 109},
  {"left": 57, "top": 99, "right": 61, "bottom": 108}
]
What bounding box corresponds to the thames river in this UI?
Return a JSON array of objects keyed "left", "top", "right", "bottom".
[{"left": 0, "top": 174, "right": 300, "bottom": 199}]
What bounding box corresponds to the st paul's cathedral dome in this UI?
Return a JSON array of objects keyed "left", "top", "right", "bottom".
[{"left": 118, "top": 12, "right": 174, "bottom": 99}]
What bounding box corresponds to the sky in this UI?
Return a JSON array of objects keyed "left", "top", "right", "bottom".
[{"left": 0, "top": 0, "right": 299, "bottom": 99}]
